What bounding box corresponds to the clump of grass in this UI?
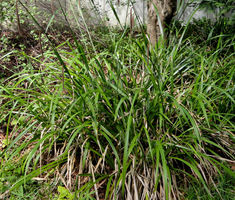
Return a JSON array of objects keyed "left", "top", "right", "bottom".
[
  {"left": 186, "top": 170, "right": 235, "bottom": 200},
  {"left": 0, "top": 14, "right": 234, "bottom": 200}
]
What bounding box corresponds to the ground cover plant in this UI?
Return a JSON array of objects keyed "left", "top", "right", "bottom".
[
  {"left": 0, "top": 2, "right": 235, "bottom": 200},
  {"left": 186, "top": 170, "right": 235, "bottom": 200}
]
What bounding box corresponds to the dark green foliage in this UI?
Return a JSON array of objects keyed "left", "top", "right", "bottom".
[
  {"left": 186, "top": 170, "right": 235, "bottom": 200},
  {"left": 0, "top": 4, "right": 234, "bottom": 199}
]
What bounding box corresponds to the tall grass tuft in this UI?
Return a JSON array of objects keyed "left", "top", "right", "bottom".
[{"left": 0, "top": 1, "right": 234, "bottom": 199}]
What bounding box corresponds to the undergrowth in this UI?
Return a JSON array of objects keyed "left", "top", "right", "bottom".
[
  {"left": 186, "top": 170, "right": 235, "bottom": 200},
  {"left": 0, "top": 6, "right": 234, "bottom": 200}
]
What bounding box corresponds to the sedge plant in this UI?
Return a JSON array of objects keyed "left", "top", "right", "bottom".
[{"left": 0, "top": 1, "right": 234, "bottom": 199}]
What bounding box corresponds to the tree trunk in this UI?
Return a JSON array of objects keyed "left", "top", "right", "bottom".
[
  {"left": 16, "top": 0, "right": 22, "bottom": 36},
  {"left": 147, "top": 0, "right": 176, "bottom": 46}
]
